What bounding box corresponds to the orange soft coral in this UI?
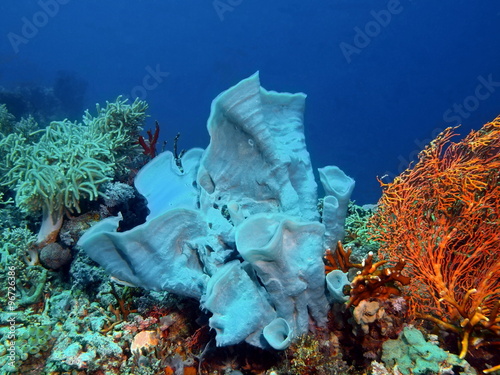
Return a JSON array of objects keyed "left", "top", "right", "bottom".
[{"left": 368, "top": 115, "right": 500, "bottom": 367}]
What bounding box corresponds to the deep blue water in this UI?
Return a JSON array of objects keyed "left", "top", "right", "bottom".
[{"left": 1, "top": 0, "right": 499, "bottom": 203}]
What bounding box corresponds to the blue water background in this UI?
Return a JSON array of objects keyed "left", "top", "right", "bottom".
[{"left": 1, "top": 0, "right": 499, "bottom": 203}]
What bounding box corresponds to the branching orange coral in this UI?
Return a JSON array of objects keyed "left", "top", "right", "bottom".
[
  {"left": 368, "top": 116, "right": 500, "bottom": 369},
  {"left": 324, "top": 241, "right": 361, "bottom": 273},
  {"left": 347, "top": 252, "right": 410, "bottom": 308},
  {"left": 324, "top": 241, "right": 410, "bottom": 307}
]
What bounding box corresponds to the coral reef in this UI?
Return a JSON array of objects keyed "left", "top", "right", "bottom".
[
  {"left": 45, "top": 292, "right": 125, "bottom": 373},
  {"left": 369, "top": 117, "right": 500, "bottom": 371},
  {"left": 0, "top": 71, "right": 87, "bottom": 123},
  {"left": 281, "top": 333, "right": 352, "bottom": 375},
  {"left": 1, "top": 76, "right": 496, "bottom": 375}
]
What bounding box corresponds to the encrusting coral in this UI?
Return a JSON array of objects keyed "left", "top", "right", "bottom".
[
  {"left": 368, "top": 116, "right": 500, "bottom": 373},
  {"left": 380, "top": 326, "right": 474, "bottom": 375},
  {"left": 0, "top": 97, "right": 147, "bottom": 246}
]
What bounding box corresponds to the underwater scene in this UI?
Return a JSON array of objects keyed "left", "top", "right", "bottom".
[{"left": 1, "top": 1, "right": 500, "bottom": 374}]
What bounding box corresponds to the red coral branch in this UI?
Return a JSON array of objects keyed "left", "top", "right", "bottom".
[{"left": 138, "top": 121, "right": 160, "bottom": 158}]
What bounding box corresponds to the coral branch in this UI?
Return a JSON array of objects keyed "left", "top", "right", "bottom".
[{"left": 138, "top": 121, "right": 160, "bottom": 158}]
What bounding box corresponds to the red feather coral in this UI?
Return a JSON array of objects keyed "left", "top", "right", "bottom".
[
  {"left": 138, "top": 121, "right": 160, "bottom": 158},
  {"left": 368, "top": 115, "right": 500, "bottom": 368}
]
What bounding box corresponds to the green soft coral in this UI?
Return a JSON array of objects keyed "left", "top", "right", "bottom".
[
  {"left": 0, "top": 97, "right": 148, "bottom": 245},
  {"left": 83, "top": 96, "right": 148, "bottom": 176}
]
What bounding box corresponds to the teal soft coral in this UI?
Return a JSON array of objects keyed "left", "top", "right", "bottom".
[{"left": 0, "top": 97, "right": 147, "bottom": 246}]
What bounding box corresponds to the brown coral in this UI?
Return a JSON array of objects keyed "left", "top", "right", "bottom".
[{"left": 324, "top": 241, "right": 410, "bottom": 308}]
